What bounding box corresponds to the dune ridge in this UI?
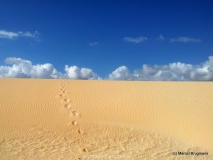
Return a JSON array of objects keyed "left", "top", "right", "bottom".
[{"left": 0, "top": 78, "right": 212, "bottom": 159}]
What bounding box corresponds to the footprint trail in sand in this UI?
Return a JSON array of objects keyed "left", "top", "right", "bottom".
[{"left": 56, "top": 81, "right": 87, "bottom": 154}]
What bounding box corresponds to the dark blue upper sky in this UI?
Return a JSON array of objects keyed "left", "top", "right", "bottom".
[{"left": 0, "top": 0, "right": 213, "bottom": 78}]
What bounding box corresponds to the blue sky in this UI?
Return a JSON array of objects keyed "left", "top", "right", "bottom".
[{"left": 0, "top": 0, "right": 213, "bottom": 80}]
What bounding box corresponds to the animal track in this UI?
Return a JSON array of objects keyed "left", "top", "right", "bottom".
[
  {"left": 58, "top": 82, "right": 84, "bottom": 138},
  {"left": 56, "top": 94, "right": 65, "bottom": 99},
  {"left": 72, "top": 121, "right": 78, "bottom": 126},
  {"left": 64, "top": 104, "right": 72, "bottom": 109},
  {"left": 59, "top": 94, "right": 65, "bottom": 97},
  {"left": 60, "top": 98, "right": 70, "bottom": 103},
  {"left": 78, "top": 129, "right": 83, "bottom": 135},
  {"left": 82, "top": 148, "right": 88, "bottom": 152},
  {"left": 72, "top": 111, "right": 80, "bottom": 117},
  {"left": 63, "top": 98, "right": 70, "bottom": 103}
]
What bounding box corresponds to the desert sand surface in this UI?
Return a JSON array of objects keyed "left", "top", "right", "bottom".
[{"left": 0, "top": 78, "right": 213, "bottom": 160}]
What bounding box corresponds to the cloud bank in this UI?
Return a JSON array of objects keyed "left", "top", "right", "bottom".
[
  {"left": 109, "top": 56, "right": 213, "bottom": 81},
  {"left": 0, "top": 57, "right": 100, "bottom": 80},
  {"left": 0, "top": 30, "right": 40, "bottom": 40},
  {"left": 0, "top": 56, "right": 213, "bottom": 81}
]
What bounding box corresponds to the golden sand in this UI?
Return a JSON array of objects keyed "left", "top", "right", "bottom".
[{"left": 0, "top": 78, "right": 212, "bottom": 159}]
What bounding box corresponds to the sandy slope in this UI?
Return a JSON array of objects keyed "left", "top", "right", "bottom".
[{"left": 0, "top": 78, "right": 212, "bottom": 160}]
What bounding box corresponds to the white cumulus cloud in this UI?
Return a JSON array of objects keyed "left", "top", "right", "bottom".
[
  {"left": 64, "top": 65, "right": 98, "bottom": 79},
  {"left": 0, "top": 30, "right": 19, "bottom": 39},
  {"left": 108, "top": 56, "right": 213, "bottom": 81},
  {"left": 124, "top": 36, "right": 147, "bottom": 43},
  {"left": 0, "top": 57, "right": 99, "bottom": 79},
  {"left": 109, "top": 66, "right": 132, "bottom": 80},
  {"left": 0, "top": 56, "right": 213, "bottom": 81},
  {"left": 171, "top": 37, "right": 201, "bottom": 43},
  {"left": 0, "top": 30, "right": 40, "bottom": 40}
]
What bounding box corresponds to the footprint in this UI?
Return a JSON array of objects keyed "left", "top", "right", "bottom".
[
  {"left": 64, "top": 104, "right": 72, "bottom": 109},
  {"left": 58, "top": 94, "right": 65, "bottom": 97},
  {"left": 65, "top": 99, "right": 70, "bottom": 102},
  {"left": 72, "top": 111, "right": 80, "bottom": 117},
  {"left": 62, "top": 98, "right": 70, "bottom": 103},
  {"left": 72, "top": 121, "right": 78, "bottom": 126},
  {"left": 62, "top": 91, "right": 67, "bottom": 94},
  {"left": 78, "top": 129, "right": 84, "bottom": 135},
  {"left": 82, "top": 148, "right": 88, "bottom": 152}
]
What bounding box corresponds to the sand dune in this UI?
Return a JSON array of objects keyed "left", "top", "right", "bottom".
[{"left": 0, "top": 78, "right": 212, "bottom": 159}]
